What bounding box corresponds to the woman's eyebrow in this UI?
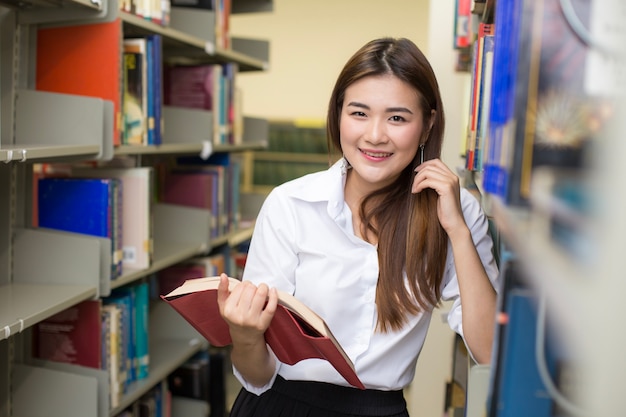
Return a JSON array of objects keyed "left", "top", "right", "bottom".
[
  {"left": 346, "top": 101, "right": 370, "bottom": 110},
  {"left": 386, "top": 106, "right": 413, "bottom": 114},
  {"left": 346, "top": 101, "right": 414, "bottom": 114}
]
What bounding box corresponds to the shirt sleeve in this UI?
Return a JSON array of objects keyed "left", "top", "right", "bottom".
[
  {"left": 241, "top": 187, "right": 299, "bottom": 293},
  {"left": 232, "top": 348, "right": 281, "bottom": 396},
  {"left": 234, "top": 187, "right": 298, "bottom": 393},
  {"left": 441, "top": 189, "right": 500, "bottom": 353}
]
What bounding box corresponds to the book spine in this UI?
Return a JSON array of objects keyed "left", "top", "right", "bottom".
[
  {"left": 113, "top": 178, "right": 124, "bottom": 279},
  {"left": 146, "top": 36, "right": 155, "bottom": 145},
  {"left": 472, "top": 23, "right": 494, "bottom": 171},
  {"left": 150, "top": 35, "right": 164, "bottom": 145},
  {"left": 133, "top": 282, "right": 150, "bottom": 380},
  {"left": 482, "top": 0, "right": 522, "bottom": 197},
  {"left": 454, "top": 0, "right": 472, "bottom": 49},
  {"left": 476, "top": 33, "right": 495, "bottom": 172},
  {"left": 32, "top": 300, "right": 103, "bottom": 369},
  {"left": 123, "top": 39, "right": 148, "bottom": 145},
  {"left": 103, "top": 304, "right": 123, "bottom": 408}
]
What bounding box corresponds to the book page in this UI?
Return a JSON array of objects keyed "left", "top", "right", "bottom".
[{"left": 164, "top": 275, "right": 330, "bottom": 338}]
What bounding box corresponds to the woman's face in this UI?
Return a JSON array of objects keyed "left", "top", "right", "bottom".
[{"left": 340, "top": 74, "right": 426, "bottom": 192}]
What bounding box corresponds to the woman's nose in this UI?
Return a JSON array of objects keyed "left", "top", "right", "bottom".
[{"left": 366, "top": 119, "right": 388, "bottom": 143}]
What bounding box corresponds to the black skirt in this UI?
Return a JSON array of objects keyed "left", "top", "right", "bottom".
[{"left": 229, "top": 375, "right": 409, "bottom": 417}]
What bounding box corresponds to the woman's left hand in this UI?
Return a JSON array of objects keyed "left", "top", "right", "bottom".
[{"left": 412, "top": 159, "right": 466, "bottom": 236}]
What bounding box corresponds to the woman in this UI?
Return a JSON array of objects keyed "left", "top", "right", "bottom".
[{"left": 217, "top": 37, "right": 499, "bottom": 417}]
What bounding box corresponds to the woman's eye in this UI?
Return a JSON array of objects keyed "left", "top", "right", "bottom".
[
  {"left": 351, "top": 111, "right": 366, "bottom": 117},
  {"left": 390, "top": 115, "right": 406, "bottom": 122}
]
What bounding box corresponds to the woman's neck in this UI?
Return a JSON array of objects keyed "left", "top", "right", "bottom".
[{"left": 344, "top": 171, "right": 379, "bottom": 244}]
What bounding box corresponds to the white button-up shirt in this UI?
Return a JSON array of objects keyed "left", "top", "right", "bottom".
[{"left": 235, "top": 159, "right": 499, "bottom": 394}]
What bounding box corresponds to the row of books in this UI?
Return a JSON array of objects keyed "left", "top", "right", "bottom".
[
  {"left": 34, "top": 165, "right": 153, "bottom": 279},
  {"left": 114, "top": 354, "right": 222, "bottom": 417},
  {"left": 164, "top": 62, "right": 243, "bottom": 146},
  {"left": 160, "top": 153, "right": 243, "bottom": 238},
  {"left": 253, "top": 159, "right": 329, "bottom": 188},
  {"left": 113, "top": 381, "right": 169, "bottom": 417},
  {"left": 464, "top": 0, "right": 617, "bottom": 209},
  {"left": 251, "top": 121, "right": 332, "bottom": 188},
  {"left": 265, "top": 120, "right": 328, "bottom": 154},
  {"left": 484, "top": 260, "right": 579, "bottom": 417},
  {"left": 32, "top": 281, "right": 150, "bottom": 409},
  {"left": 122, "top": 36, "right": 245, "bottom": 147},
  {"left": 464, "top": 21, "right": 494, "bottom": 172},
  {"left": 154, "top": 251, "right": 231, "bottom": 296},
  {"left": 35, "top": 4, "right": 240, "bottom": 149},
  {"left": 33, "top": 154, "right": 243, "bottom": 278},
  {"left": 119, "top": 0, "right": 232, "bottom": 50}
]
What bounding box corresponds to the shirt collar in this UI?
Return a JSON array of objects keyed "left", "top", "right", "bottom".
[{"left": 289, "top": 158, "right": 348, "bottom": 219}]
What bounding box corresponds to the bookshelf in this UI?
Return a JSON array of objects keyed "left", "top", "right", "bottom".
[
  {"left": 0, "top": 0, "right": 271, "bottom": 415},
  {"left": 241, "top": 119, "right": 340, "bottom": 194},
  {"left": 462, "top": 0, "right": 626, "bottom": 416}
]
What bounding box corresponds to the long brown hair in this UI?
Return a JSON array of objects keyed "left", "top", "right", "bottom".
[{"left": 326, "top": 38, "right": 447, "bottom": 332}]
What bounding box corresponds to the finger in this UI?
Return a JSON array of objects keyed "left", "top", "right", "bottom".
[
  {"left": 413, "top": 169, "right": 456, "bottom": 194},
  {"left": 217, "top": 273, "right": 231, "bottom": 313},
  {"left": 235, "top": 280, "right": 261, "bottom": 311},
  {"left": 249, "top": 283, "right": 270, "bottom": 314},
  {"left": 259, "top": 287, "right": 279, "bottom": 327}
]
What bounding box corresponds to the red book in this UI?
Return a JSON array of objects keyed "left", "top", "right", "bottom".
[
  {"left": 161, "top": 276, "right": 365, "bottom": 389},
  {"left": 36, "top": 19, "right": 123, "bottom": 146},
  {"left": 32, "top": 300, "right": 103, "bottom": 369}
]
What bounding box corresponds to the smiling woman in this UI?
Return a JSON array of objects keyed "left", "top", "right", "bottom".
[
  {"left": 218, "top": 37, "right": 499, "bottom": 417},
  {"left": 339, "top": 75, "right": 425, "bottom": 194}
]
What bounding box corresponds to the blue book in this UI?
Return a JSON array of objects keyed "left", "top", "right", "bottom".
[
  {"left": 105, "top": 288, "right": 136, "bottom": 388},
  {"left": 482, "top": 0, "right": 522, "bottom": 198},
  {"left": 38, "top": 177, "right": 123, "bottom": 279},
  {"left": 145, "top": 34, "right": 163, "bottom": 145},
  {"left": 148, "top": 34, "right": 163, "bottom": 145},
  {"left": 131, "top": 281, "right": 150, "bottom": 380},
  {"left": 146, "top": 36, "right": 155, "bottom": 145},
  {"left": 491, "top": 288, "right": 561, "bottom": 417}
]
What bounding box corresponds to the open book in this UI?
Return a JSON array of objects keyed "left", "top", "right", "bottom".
[{"left": 161, "top": 276, "right": 365, "bottom": 389}]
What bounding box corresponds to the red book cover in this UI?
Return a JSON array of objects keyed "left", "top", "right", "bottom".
[
  {"left": 36, "top": 19, "right": 123, "bottom": 146},
  {"left": 161, "top": 172, "right": 216, "bottom": 209},
  {"left": 161, "top": 276, "right": 365, "bottom": 389},
  {"left": 157, "top": 263, "right": 208, "bottom": 296},
  {"left": 32, "top": 300, "right": 103, "bottom": 369}
]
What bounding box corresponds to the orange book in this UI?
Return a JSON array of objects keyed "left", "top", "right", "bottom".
[
  {"left": 36, "top": 19, "right": 123, "bottom": 146},
  {"left": 161, "top": 275, "right": 365, "bottom": 389}
]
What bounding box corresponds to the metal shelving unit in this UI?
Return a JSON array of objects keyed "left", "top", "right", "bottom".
[{"left": 0, "top": 0, "right": 271, "bottom": 414}]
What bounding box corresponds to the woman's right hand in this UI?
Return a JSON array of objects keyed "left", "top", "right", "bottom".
[
  {"left": 217, "top": 273, "right": 278, "bottom": 347},
  {"left": 217, "top": 273, "right": 279, "bottom": 387}
]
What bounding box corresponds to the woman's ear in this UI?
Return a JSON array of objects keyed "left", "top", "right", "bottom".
[
  {"left": 428, "top": 109, "right": 436, "bottom": 132},
  {"left": 421, "top": 109, "right": 436, "bottom": 144}
]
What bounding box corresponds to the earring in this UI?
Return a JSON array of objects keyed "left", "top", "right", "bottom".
[{"left": 419, "top": 144, "right": 425, "bottom": 165}]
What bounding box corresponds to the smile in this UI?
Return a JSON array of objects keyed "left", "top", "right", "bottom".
[{"left": 360, "top": 150, "right": 392, "bottom": 158}]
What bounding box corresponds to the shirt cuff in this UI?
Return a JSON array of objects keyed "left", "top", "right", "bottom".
[{"left": 232, "top": 346, "right": 281, "bottom": 396}]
